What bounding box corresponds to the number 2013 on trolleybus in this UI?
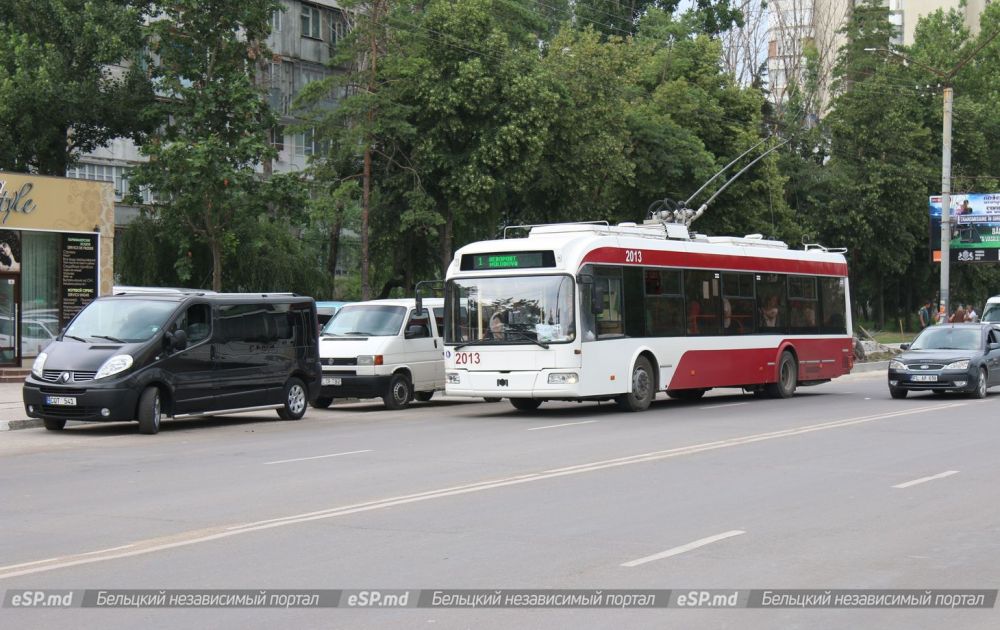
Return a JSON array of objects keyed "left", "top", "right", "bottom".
[{"left": 442, "top": 218, "right": 852, "bottom": 412}]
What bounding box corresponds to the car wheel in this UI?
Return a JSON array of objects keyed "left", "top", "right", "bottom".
[
  {"left": 765, "top": 351, "right": 798, "bottom": 398},
  {"left": 510, "top": 398, "right": 542, "bottom": 411},
  {"left": 667, "top": 388, "right": 706, "bottom": 401},
  {"left": 383, "top": 373, "right": 412, "bottom": 410},
  {"left": 137, "top": 386, "right": 162, "bottom": 434},
  {"left": 414, "top": 391, "right": 434, "bottom": 402},
  {"left": 616, "top": 356, "right": 655, "bottom": 412},
  {"left": 889, "top": 386, "right": 908, "bottom": 399},
  {"left": 971, "top": 368, "right": 988, "bottom": 399},
  {"left": 43, "top": 419, "right": 66, "bottom": 431},
  {"left": 310, "top": 396, "right": 333, "bottom": 409},
  {"left": 277, "top": 378, "right": 307, "bottom": 420}
]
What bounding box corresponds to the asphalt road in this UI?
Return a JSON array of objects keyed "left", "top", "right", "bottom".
[{"left": 1, "top": 371, "right": 998, "bottom": 629}]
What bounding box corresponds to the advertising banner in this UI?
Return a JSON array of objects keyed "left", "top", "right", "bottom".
[{"left": 929, "top": 193, "right": 1000, "bottom": 262}]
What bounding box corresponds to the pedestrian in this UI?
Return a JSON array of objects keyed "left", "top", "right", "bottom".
[
  {"left": 967, "top": 305, "right": 978, "bottom": 322},
  {"left": 949, "top": 304, "right": 966, "bottom": 323},
  {"left": 918, "top": 300, "right": 932, "bottom": 329}
]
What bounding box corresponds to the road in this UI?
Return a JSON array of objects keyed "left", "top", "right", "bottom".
[{"left": 1, "top": 371, "right": 998, "bottom": 629}]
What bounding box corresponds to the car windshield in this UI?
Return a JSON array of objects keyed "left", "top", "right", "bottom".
[
  {"left": 323, "top": 305, "right": 406, "bottom": 336},
  {"left": 909, "top": 327, "right": 982, "bottom": 351},
  {"left": 65, "top": 299, "right": 178, "bottom": 343},
  {"left": 982, "top": 305, "right": 1000, "bottom": 323},
  {"left": 445, "top": 275, "right": 576, "bottom": 344}
]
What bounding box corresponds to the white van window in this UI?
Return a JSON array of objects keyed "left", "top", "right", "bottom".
[
  {"left": 323, "top": 305, "right": 406, "bottom": 336},
  {"left": 66, "top": 300, "right": 177, "bottom": 343},
  {"left": 405, "top": 309, "right": 432, "bottom": 338}
]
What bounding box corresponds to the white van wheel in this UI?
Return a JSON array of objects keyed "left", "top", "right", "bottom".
[
  {"left": 414, "top": 391, "right": 434, "bottom": 402},
  {"left": 278, "top": 378, "right": 307, "bottom": 420},
  {"left": 383, "top": 374, "right": 412, "bottom": 410},
  {"left": 137, "top": 387, "right": 162, "bottom": 434}
]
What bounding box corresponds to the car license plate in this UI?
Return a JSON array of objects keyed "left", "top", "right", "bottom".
[
  {"left": 911, "top": 374, "right": 938, "bottom": 382},
  {"left": 45, "top": 396, "right": 77, "bottom": 406},
  {"left": 322, "top": 377, "right": 342, "bottom": 386}
]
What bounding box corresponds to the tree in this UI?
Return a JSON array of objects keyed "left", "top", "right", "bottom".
[
  {"left": 0, "top": 0, "right": 154, "bottom": 174},
  {"left": 128, "top": 0, "right": 281, "bottom": 292}
]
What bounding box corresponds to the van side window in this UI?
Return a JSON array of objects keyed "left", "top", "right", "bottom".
[
  {"left": 219, "top": 304, "right": 274, "bottom": 343},
  {"left": 405, "top": 309, "right": 431, "bottom": 338},
  {"left": 432, "top": 307, "right": 445, "bottom": 337},
  {"left": 174, "top": 304, "right": 211, "bottom": 343}
]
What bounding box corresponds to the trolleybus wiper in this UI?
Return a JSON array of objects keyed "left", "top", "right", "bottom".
[{"left": 503, "top": 330, "right": 550, "bottom": 349}]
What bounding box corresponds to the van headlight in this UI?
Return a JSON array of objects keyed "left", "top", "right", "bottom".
[
  {"left": 95, "top": 354, "right": 134, "bottom": 380},
  {"left": 31, "top": 352, "right": 47, "bottom": 378},
  {"left": 548, "top": 372, "right": 579, "bottom": 384},
  {"left": 944, "top": 359, "right": 970, "bottom": 370},
  {"left": 357, "top": 355, "right": 383, "bottom": 366}
]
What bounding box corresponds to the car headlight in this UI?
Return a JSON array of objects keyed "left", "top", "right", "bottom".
[
  {"left": 357, "top": 355, "right": 383, "bottom": 366},
  {"left": 95, "top": 354, "right": 133, "bottom": 380},
  {"left": 889, "top": 360, "right": 906, "bottom": 371},
  {"left": 548, "top": 372, "right": 579, "bottom": 384},
  {"left": 944, "top": 360, "right": 970, "bottom": 370},
  {"left": 31, "top": 352, "right": 47, "bottom": 378}
]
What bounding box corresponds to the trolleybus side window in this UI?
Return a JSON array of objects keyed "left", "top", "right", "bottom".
[
  {"left": 684, "top": 270, "right": 721, "bottom": 336},
  {"left": 721, "top": 272, "right": 755, "bottom": 335},
  {"left": 644, "top": 269, "right": 685, "bottom": 336},
  {"left": 819, "top": 277, "right": 848, "bottom": 334},
  {"left": 592, "top": 266, "right": 624, "bottom": 338},
  {"left": 756, "top": 273, "right": 786, "bottom": 332},
  {"left": 788, "top": 275, "right": 819, "bottom": 334}
]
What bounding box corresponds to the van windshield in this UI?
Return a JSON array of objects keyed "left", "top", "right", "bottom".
[
  {"left": 323, "top": 305, "right": 406, "bottom": 337},
  {"left": 65, "top": 300, "right": 178, "bottom": 343},
  {"left": 982, "top": 305, "right": 1000, "bottom": 323}
]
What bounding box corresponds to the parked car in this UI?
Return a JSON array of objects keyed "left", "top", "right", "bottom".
[
  {"left": 982, "top": 295, "right": 1000, "bottom": 323},
  {"left": 317, "top": 298, "right": 444, "bottom": 409},
  {"left": 316, "top": 300, "right": 350, "bottom": 328},
  {"left": 888, "top": 323, "right": 1000, "bottom": 399},
  {"left": 23, "top": 292, "right": 321, "bottom": 434}
]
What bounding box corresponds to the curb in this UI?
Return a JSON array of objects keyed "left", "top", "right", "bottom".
[
  {"left": 0, "top": 418, "right": 43, "bottom": 431},
  {"left": 851, "top": 360, "right": 888, "bottom": 373}
]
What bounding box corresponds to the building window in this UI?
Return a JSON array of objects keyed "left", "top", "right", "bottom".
[
  {"left": 330, "top": 9, "right": 348, "bottom": 50},
  {"left": 295, "top": 128, "right": 320, "bottom": 157},
  {"left": 272, "top": 8, "right": 282, "bottom": 33},
  {"left": 301, "top": 4, "right": 321, "bottom": 40}
]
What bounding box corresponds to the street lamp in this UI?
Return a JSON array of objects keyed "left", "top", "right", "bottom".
[{"left": 865, "top": 32, "right": 1000, "bottom": 322}]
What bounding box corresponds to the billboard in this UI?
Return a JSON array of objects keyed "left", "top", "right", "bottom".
[{"left": 929, "top": 193, "right": 1000, "bottom": 262}]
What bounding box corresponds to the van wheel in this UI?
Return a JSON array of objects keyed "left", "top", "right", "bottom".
[
  {"left": 667, "top": 388, "right": 705, "bottom": 401},
  {"left": 414, "top": 391, "right": 434, "bottom": 402},
  {"left": 510, "top": 398, "right": 541, "bottom": 411},
  {"left": 310, "top": 397, "right": 333, "bottom": 409},
  {"left": 765, "top": 352, "right": 798, "bottom": 399},
  {"left": 616, "top": 356, "right": 654, "bottom": 412},
  {"left": 277, "top": 378, "right": 307, "bottom": 420},
  {"left": 137, "top": 387, "right": 162, "bottom": 434},
  {"left": 43, "top": 419, "right": 66, "bottom": 431},
  {"left": 383, "top": 374, "right": 412, "bottom": 410}
]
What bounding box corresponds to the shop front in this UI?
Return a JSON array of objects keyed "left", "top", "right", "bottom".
[{"left": 0, "top": 172, "right": 114, "bottom": 367}]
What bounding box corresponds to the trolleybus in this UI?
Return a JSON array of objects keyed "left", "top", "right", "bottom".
[{"left": 442, "top": 218, "right": 852, "bottom": 411}]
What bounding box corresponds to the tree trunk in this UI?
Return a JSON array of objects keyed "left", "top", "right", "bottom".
[
  {"left": 328, "top": 212, "right": 344, "bottom": 294},
  {"left": 440, "top": 205, "right": 453, "bottom": 277},
  {"left": 361, "top": 146, "right": 372, "bottom": 301},
  {"left": 211, "top": 238, "right": 223, "bottom": 292}
]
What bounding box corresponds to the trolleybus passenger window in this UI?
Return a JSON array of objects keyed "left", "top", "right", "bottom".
[
  {"left": 721, "top": 272, "right": 755, "bottom": 334},
  {"left": 684, "top": 270, "right": 720, "bottom": 336},
  {"left": 788, "top": 276, "right": 818, "bottom": 333},
  {"left": 819, "top": 277, "right": 847, "bottom": 334},
  {"left": 756, "top": 273, "right": 786, "bottom": 332},
  {"left": 592, "top": 266, "right": 624, "bottom": 338},
  {"left": 644, "top": 269, "right": 684, "bottom": 336}
]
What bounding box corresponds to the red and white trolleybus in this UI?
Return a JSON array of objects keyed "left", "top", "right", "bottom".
[{"left": 442, "top": 218, "right": 852, "bottom": 411}]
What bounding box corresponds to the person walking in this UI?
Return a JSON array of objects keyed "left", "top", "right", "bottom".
[
  {"left": 967, "top": 305, "right": 979, "bottom": 322},
  {"left": 918, "top": 300, "right": 932, "bottom": 329},
  {"left": 949, "top": 304, "right": 966, "bottom": 323}
]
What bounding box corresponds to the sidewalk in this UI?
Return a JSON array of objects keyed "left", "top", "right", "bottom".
[{"left": 0, "top": 361, "right": 891, "bottom": 431}]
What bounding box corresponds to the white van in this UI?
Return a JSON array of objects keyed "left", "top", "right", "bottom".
[
  {"left": 983, "top": 295, "right": 1000, "bottom": 323},
  {"left": 315, "top": 298, "right": 445, "bottom": 409}
]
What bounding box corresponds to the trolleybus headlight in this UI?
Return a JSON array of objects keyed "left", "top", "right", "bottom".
[
  {"left": 889, "top": 360, "right": 906, "bottom": 371},
  {"left": 31, "top": 352, "right": 47, "bottom": 378},
  {"left": 944, "top": 359, "right": 970, "bottom": 370},
  {"left": 357, "top": 355, "right": 383, "bottom": 366},
  {"left": 548, "top": 372, "right": 579, "bottom": 385},
  {"left": 447, "top": 372, "right": 461, "bottom": 384}
]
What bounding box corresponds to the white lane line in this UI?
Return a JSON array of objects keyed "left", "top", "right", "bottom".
[
  {"left": 699, "top": 402, "right": 750, "bottom": 410},
  {"left": 264, "top": 450, "right": 372, "bottom": 465},
  {"left": 527, "top": 421, "right": 598, "bottom": 431},
  {"left": 893, "top": 470, "right": 959, "bottom": 489},
  {"left": 0, "top": 401, "right": 964, "bottom": 580},
  {"left": 622, "top": 530, "right": 746, "bottom": 567}
]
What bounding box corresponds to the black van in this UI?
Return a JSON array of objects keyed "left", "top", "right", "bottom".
[{"left": 23, "top": 292, "right": 321, "bottom": 434}]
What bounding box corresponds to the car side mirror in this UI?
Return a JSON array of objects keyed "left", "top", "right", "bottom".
[
  {"left": 989, "top": 342, "right": 1000, "bottom": 351},
  {"left": 899, "top": 343, "right": 910, "bottom": 350},
  {"left": 169, "top": 329, "right": 188, "bottom": 351},
  {"left": 405, "top": 324, "right": 427, "bottom": 339}
]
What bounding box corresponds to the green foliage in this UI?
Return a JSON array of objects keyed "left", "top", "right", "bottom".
[{"left": 0, "top": 0, "right": 154, "bottom": 174}]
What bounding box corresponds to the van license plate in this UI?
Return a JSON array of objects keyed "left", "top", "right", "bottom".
[
  {"left": 45, "top": 396, "right": 77, "bottom": 406},
  {"left": 911, "top": 375, "right": 938, "bottom": 382},
  {"left": 322, "top": 377, "right": 342, "bottom": 386}
]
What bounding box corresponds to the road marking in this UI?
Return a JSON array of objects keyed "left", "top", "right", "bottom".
[
  {"left": 264, "top": 450, "right": 372, "bottom": 465},
  {"left": 699, "top": 402, "right": 749, "bottom": 410},
  {"left": 622, "top": 530, "right": 746, "bottom": 567},
  {"left": 527, "top": 421, "right": 598, "bottom": 431},
  {"left": 893, "top": 470, "right": 960, "bottom": 489},
  {"left": 0, "top": 401, "right": 965, "bottom": 580}
]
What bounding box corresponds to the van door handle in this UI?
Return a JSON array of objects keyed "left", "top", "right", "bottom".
[
  {"left": 434, "top": 339, "right": 438, "bottom": 348},
  {"left": 210, "top": 346, "right": 217, "bottom": 360}
]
